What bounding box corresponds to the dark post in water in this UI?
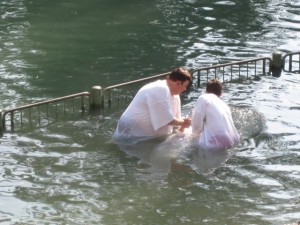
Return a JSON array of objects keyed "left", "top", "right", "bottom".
[
  {"left": 271, "top": 51, "right": 283, "bottom": 77},
  {"left": 90, "top": 86, "right": 103, "bottom": 113},
  {"left": 0, "top": 110, "right": 3, "bottom": 137}
]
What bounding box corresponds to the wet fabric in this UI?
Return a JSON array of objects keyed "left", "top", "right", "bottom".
[
  {"left": 114, "top": 80, "right": 181, "bottom": 140},
  {"left": 191, "top": 93, "right": 240, "bottom": 150}
]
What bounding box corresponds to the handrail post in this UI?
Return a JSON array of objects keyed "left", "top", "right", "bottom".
[
  {"left": 90, "top": 86, "right": 102, "bottom": 113},
  {"left": 271, "top": 51, "right": 283, "bottom": 77},
  {"left": 0, "top": 110, "right": 3, "bottom": 136}
]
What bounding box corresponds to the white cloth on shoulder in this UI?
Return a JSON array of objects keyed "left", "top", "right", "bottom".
[
  {"left": 114, "top": 80, "right": 181, "bottom": 139},
  {"left": 191, "top": 93, "right": 240, "bottom": 150}
]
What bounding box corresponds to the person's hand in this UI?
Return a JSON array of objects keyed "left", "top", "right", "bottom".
[
  {"left": 182, "top": 117, "right": 191, "bottom": 128},
  {"left": 179, "top": 117, "right": 191, "bottom": 132}
]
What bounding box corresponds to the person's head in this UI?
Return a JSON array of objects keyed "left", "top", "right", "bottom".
[
  {"left": 167, "top": 67, "right": 192, "bottom": 95},
  {"left": 206, "top": 78, "right": 222, "bottom": 97},
  {"left": 168, "top": 67, "right": 192, "bottom": 83}
]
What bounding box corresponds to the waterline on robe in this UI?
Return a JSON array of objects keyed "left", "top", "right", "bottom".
[{"left": 111, "top": 106, "right": 265, "bottom": 176}]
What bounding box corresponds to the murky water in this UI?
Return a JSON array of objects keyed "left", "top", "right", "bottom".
[{"left": 0, "top": 0, "right": 299, "bottom": 224}]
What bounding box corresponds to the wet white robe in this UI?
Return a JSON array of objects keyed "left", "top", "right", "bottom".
[
  {"left": 191, "top": 93, "right": 240, "bottom": 150},
  {"left": 114, "top": 80, "right": 181, "bottom": 140}
]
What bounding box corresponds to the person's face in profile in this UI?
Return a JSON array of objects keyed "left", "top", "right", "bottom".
[{"left": 172, "top": 80, "right": 190, "bottom": 95}]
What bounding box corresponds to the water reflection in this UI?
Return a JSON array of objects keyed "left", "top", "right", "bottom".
[
  {"left": 114, "top": 106, "right": 265, "bottom": 178},
  {"left": 1, "top": 0, "right": 300, "bottom": 224}
]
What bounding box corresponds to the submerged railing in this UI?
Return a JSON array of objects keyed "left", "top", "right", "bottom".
[
  {"left": 101, "top": 72, "right": 170, "bottom": 107},
  {"left": 282, "top": 51, "right": 300, "bottom": 73},
  {"left": 191, "top": 57, "right": 271, "bottom": 87},
  {"left": 0, "top": 51, "right": 297, "bottom": 135},
  {"left": 0, "top": 92, "right": 89, "bottom": 133},
  {"left": 97, "top": 57, "right": 272, "bottom": 108}
]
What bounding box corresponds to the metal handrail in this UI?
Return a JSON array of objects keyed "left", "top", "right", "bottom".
[
  {"left": 102, "top": 72, "right": 170, "bottom": 106},
  {"left": 104, "top": 72, "right": 170, "bottom": 90},
  {"left": 100, "top": 57, "right": 272, "bottom": 106},
  {"left": 282, "top": 51, "right": 300, "bottom": 72},
  {"left": 191, "top": 57, "right": 272, "bottom": 86},
  {"left": 0, "top": 56, "right": 274, "bottom": 134},
  {"left": 1, "top": 92, "right": 90, "bottom": 131}
]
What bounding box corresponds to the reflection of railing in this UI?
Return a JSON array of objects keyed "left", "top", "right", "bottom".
[
  {"left": 191, "top": 57, "right": 272, "bottom": 87},
  {"left": 1, "top": 92, "right": 89, "bottom": 133},
  {"left": 282, "top": 51, "right": 300, "bottom": 72}
]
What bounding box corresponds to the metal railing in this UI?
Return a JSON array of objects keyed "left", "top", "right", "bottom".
[
  {"left": 100, "top": 57, "right": 272, "bottom": 107},
  {"left": 102, "top": 72, "right": 170, "bottom": 107},
  {"left": 0, "top": 55, "right": 275, "bottom": 135},
  {"left": 191, "top": 57, "right": 272, "bottom": 87},
  {"left": 283, "top": 51, "right": 300, "bottom": 72},
  {"left": 1, "top": 92, "right": 90, "bottom": 132}
]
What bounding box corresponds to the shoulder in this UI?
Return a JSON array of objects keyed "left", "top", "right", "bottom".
[
  {"left": 138, "top": 80, "right": 167, "bottom": 97},
  {"left": 196, "top": 93, "right": 223, "bottom": 108},
  {"left": 143, "top": 80, "right": 167, "bottom": 90},
  {"left": 197, "top": 93, "right": 212, "bottom": 102},
  {"left": 141, "top": 80, "right": 169, "bottom": 100}
]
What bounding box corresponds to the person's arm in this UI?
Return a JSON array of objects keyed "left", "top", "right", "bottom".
[
  {"left": 191, "top": 96, "right": 206, "bottom": 136},
  {"left": 168, "top": 117, "right": 191, "bottom": 132}
]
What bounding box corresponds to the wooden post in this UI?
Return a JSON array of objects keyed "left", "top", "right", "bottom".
[
  {"left": 90, "top": 86, "right": 102, "bottom": 112},
  {"left": 271, "top": 51, "right": 283, "bottom": 77}
]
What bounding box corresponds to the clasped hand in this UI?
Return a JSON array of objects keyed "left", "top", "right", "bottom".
[
  {"left": 178, "top": 117, "right": 191, "bottom": 132},
  {"left": 182, "top": 117, "right": 191, "bottom": 128}
]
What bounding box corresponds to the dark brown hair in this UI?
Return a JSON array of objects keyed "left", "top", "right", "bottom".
[
  {"left": 206, "top": 78, "right": 222, "bottom": 96},
  {"left": 168, "top": 67, "right": 192, "bottom": 83}
]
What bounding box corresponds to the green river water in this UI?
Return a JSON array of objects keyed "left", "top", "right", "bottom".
[{"left": 0, "top": 0, "right": 299, "bottom": 224}]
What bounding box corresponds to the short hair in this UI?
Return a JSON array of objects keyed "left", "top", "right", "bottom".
[
  {"left": 168, "top": 67, "right": 192, "bottom": 83},
  {"left": 206, "top": 78, "right": 222, "bottom": 96}
]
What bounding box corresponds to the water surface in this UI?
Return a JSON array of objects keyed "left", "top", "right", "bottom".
[{"left": 0, "top": 0, "right": 299, "bottom": 224}]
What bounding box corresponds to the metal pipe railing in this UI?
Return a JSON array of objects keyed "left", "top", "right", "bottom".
[
  {"left": 282, "top": 51, "right": 300, "bottom": 72},
  {"left": 102, "top": 72, "right": 170, "bottom": 106},
  {"left": 1, "top": 92, "right": 90, "bottom": 132},
  {"left": 191, "top": 57, "right": 272, "bottom": 86},
  {"left": 0, "top": 52, "right": 290, "bottom": 135}
]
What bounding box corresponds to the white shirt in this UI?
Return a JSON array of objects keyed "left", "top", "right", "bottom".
[
  {"left": 191, "top": 93, "right": 240, "bottom": 149},
  {"left": 115, "top": 80, "right": 181, "bottom": 138}
]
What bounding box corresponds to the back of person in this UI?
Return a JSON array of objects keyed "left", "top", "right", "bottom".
[
  {"left": 199, "top": 94, "right": 239, "bottom": 149},
  {"left": 191, "top": 79, "right": 240, "bottom": 150},
  {"left": 116, "top": 80, "right": 179, "bottom": 138}
]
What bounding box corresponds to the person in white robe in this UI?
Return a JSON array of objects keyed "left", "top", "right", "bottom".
[
  {"left": 191, "top": 78, "right": 240, "bottom": 150},
  {"left": 113, "top": 67, "right": 192, "bottom": 143}
]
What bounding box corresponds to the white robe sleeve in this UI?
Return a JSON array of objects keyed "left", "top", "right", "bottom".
[
  {"left": 172, "top": 95, "right": 181, "bottom": 119},
  {"left": 146, "top": 90, "right": 174, "bottom": 131},
  {"left": 191, "top": 96, "right": 207, "bottom": 136}
]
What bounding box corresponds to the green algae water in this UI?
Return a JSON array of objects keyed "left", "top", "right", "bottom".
[{"left": 0, "top": 0, "right": 299, "bottom": 224}]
